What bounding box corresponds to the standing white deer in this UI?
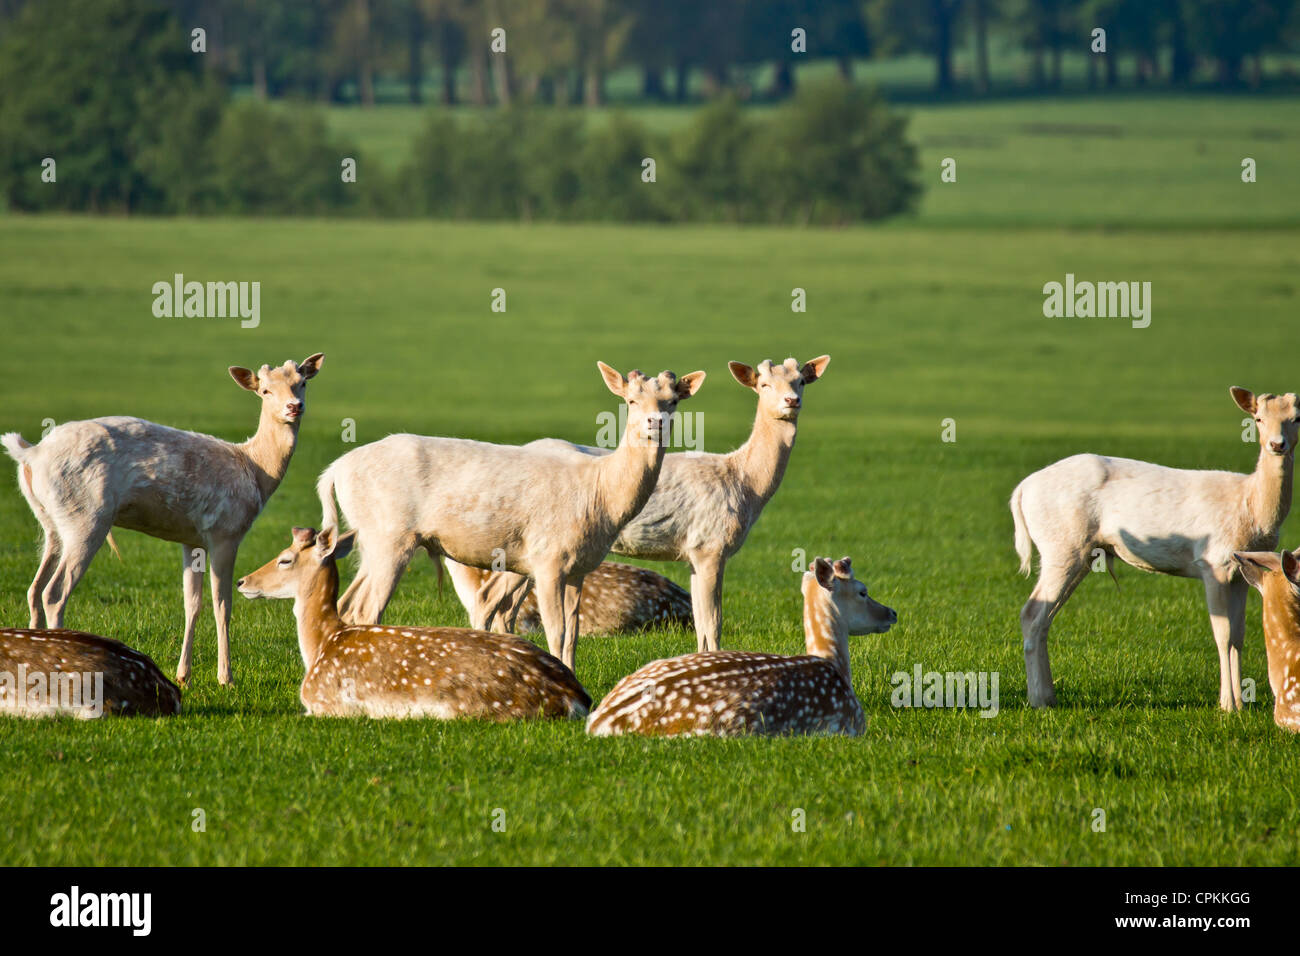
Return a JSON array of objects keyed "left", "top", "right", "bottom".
[
  {"left": 2, "top": 353, "right": 324, "bottom": 685},
  {"left": 1011, "top": 386, "right": 1297, "bottom": 711},
  {"left": 459, "top": 355, "right": 830, "bottom": 652},
  {"left": 317, "top": 363, "right": 705, "bottom": 672}
]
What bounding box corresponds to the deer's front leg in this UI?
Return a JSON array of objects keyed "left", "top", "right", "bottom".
[
  {"left": 1203, "top": 573, "right": 1242, "bottom": 712},
  {"left": 689, "top": 553, "right": 725, "bottom": 652},
  {"left": 207, "top": 540, "right": 239, "bottom": 686}
]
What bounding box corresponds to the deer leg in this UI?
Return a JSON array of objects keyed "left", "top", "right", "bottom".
[
  {"left": 533, "top": 568, "right": 567, "bottom": 664},
  {"left": 1204, "top": 574, "right": 1244, "bottom": 712},
  {"left": 339, "top": 536, "right": 415, "bottom": 626},
  {"left": 42, "top": 514, "right": 112, "bottom": 628},
  {"left": 689, "top": 553, "right": 725, "bottom": 652},
  {"left": 176, "top": 544, "right": 204, "bottom": 686},
  {"left": 1019, "top": 559, "right": 1088, "bottom": 708},
  {"left": 207, "top": 540, "right": 238, "bottom": 686},
  {"left": 561, "top": 576, "right": 584, "bottom": 672},
  {"left": 474, "top": 570, "right": 529, "bottom": 632},
  {"left": 27, "top": 528, "right": 61, "bottom": 629}
]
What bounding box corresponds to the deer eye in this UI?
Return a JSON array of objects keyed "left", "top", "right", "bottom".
[{"left": 277, "top": 557, "right": 291, "bottom": 567}]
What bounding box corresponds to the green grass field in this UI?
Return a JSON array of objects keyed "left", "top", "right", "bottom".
[{"left": 1, "top": 95, "right": 1299, "bottom": 865}]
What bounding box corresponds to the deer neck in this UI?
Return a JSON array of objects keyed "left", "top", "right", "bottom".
[
  {"left": 1246, "top": 447, "right": 1294, "bottom": 537},
  {"left": 597, "top": 426, "right": 666, "bottom": 527},
  {"left": 240, "top": 409, "right": 301, "bottom": 504},
  {"left": 733, "top": 409, "right": 797, "bottom": 503},
  {"left": 1261, "top": 579, "right": 1300, "bottom": 699},
  {"left": 802, "top": 579, "right": 850, "bottom": 682},
  {"left": 292, "top": 563, "right": 345, "bottom": 671}
]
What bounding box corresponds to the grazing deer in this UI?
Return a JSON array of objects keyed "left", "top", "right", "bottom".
[
  {"left": 585, "top": 556, "right": 895, "bottom": 737},
  {"left": 238, "top": 527, "right": 590, "bottom": 720},
  {"left": 1, "top": 353, "right": 324, "bottom": 686},
  {"left": 1011, "top": 387, "right": 1297, "bottom": 711},
  {"left": 0, "top": 629, "right": 181, "bottom": 718},
  {"left": 461, "top": 356, "right": 830, "bottom": 652},
  {"left": 444, "top": 559, "right": 692, "bottom": 636},
  {"left": 1233, "top": 550, "right": 1300, "bottom": 732},
  {"left": 317, "top": 363, "right": 705, "bottom": 673}
]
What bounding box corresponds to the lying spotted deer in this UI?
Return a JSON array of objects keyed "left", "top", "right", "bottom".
[
  {"left": 585, "top": 556, "right": 895, "bottom": 737},
  {"left": 444, "top": 559, "right": 692, "bottom": 636},
  {"left": 237, "top": 527, "right": 590, "bottom": 720},
  {"left": 2, "top": 353, "right": 324, "bottom": 686},
  {"left": 317, "top": 363, "right": 705, "bottom": 673},
  {"left": 1233, "top": 550, "right": 1300, "bottom": 732},
  {"left": 0, "top": 629, "right": 181, "bottom": 718},
  {"left": 1012, "top": 387, "right": 1297, "bottom": 711},
  {"left": 460, "top": 356, "right": 830, "bottom": 652}
]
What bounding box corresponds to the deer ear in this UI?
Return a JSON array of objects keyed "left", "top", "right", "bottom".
[
  {"left": 1234, "top": 551, "right": 1278, "bottom": 589},
  {"left": 298, "top": 353, "right": 325, "bottom": 379},
  {"left": 676, "top": 370, "right": 706, "bottom": 400},
  {"left": 331, "top": 530, "right": 357, "bottom": 563},
  {"left": 230, "top": 366, "right": 259, "bottom": 392},
  {"left": 729, "top": 361, "right": 758, "bottom": 389},
  {"left": 598, "top": 361, "right": 627, "bottom": 397},
  {"left": 291, "top": 527, "right": 317, "bottom": 548},
  {"left": 813, "top": 557, "right": 835, "bottom": 590},
  {"left": 1284, "top": 551, "right": 1300, "bottom": 585},
  {"left": 1230, "top": 386, "right": 1256, "bottom": 415},
  {"left": 833, "top": 556, "right": 852, "bottom": 578},
  {"left": 801, "top": 355, "right": 830, "bottom": 384}
]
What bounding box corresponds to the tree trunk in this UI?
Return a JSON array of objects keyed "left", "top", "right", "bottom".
[
  {"left": 470, "top": 48, "right": 488, "bottom": 105},
  {"left": 674, "top": 59, "right": 690, "bottom": 101},
  {"left": 439, "top": 24, "right": 459, "bottom": 105},
  {"left": 1105, "top": 47, "right": 1118, "bottom": 87},
  {"left": 407, "top": 10, "right": 424, "bottom": 104},
  {"left": 933, "top": 0, "right": 954, "bottom": 93},
  {"left": 584, "top": 62, "right": 603, "bottom": 106},
  {"left": 771, "top": 59, "right": 794, "bottom": 98},
  {"left": 837, "top": 55, "right": 854, "bottom": 81},
  {"left": 253, "top": 56, "right": 268, "bottom": 99},
  {"left": 1170, "top": 14, "right": 1193, "bottom": 85},
  {"left": 357, "top": 0, "right": 374, "bottom": 107},
  {"left": 642, "top": 66, "right": 665, "bottom": 100},
  {"left": 972, "top": 1, "right": 989, "bottom": 94}
]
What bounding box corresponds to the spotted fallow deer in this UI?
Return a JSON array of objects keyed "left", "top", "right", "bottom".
[
  {"left": 585, "top": 556, "right": 895, "bottom": 737},
  {"left": 1233, "top": 550, "right": 1300, "bottom": 732},
  {"left": 0, "top": 629, "right": 181, "bottom": 718},
  {"left": 317, "top": 363, "right": 705, "bottom": 673},
  {"left": 1, "top": 353, "right": 324, "bottom": 686},
  {"left": 238, "top": 527, "right": 590, "bottom": 720},
  {"left": 461, "top": 356, "right": 830, "bottom": 652},
  {"left": 444, "top": 559, "right": 693, "bottom": 636},
  {"left": 1012, "top": 387, "right": 1297, "bottom": 711}
]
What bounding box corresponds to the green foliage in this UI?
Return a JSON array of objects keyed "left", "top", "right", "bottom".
[
  {"left": 753, "top": 81, "right": 921, "bottom": 224},
  {"left": 0, "top": 0, "right": 206, "bottom": 212}
]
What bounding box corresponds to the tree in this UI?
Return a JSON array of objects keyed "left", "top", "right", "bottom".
[{"left": 867, "top": 0, "right": 964, "bottom": 93}]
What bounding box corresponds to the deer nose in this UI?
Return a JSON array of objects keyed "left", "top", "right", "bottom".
[
  {"left": 783, "top": 396, "right": 801, "bottom": 409},
  {"left": 1270, "top": 438, "right": 1287, "bottom": 453},
  {"left": 236, "top": 577, "right": 246, "bottom": 588}
]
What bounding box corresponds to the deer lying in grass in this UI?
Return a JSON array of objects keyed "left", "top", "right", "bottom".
[
  {"left": 238, "top": 527, "right": 590, "bottom": 719},
  {"left": 1011, "top": 386, "right": 1297, "bottom": 711},
  {"left": 0, "top": 629, "right": 181, "bottom": 718},
  {"left": 1, "top": 353, "right": 324, "bottom": 686},
  {"left": 1233, "top": 550, "right": 1300, "bottom": 733},
  {"left": 317, "top": 363, "right": 705, "bottom": 672},
  {"left": 444, "top": 559, "right": 692, "bottom": 636},
  {"left": 459, "top": 356, "right": 830, "bottom": 652},
  {"left": 586, "top": 556, "right": 895, "bottom": 737}
]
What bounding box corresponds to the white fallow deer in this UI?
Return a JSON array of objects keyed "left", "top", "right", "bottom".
[
  {"left": 316, "top": 363, "right": 706, "bottom": 672},
  {"left": 1233, "top": 550, "right": 1300, "bottom": 733},
  {"left": 444, "top": 559, "right": 693, "bottom": 636},
  {"left": 1011, "top": 386, "right": 1297, "bottom": 711},
  {"left": 585, "top": 556, "right": 895, "bottom": 737},
  {"left": 0, "top": 629, "right": 182, "bottom": 718},
  {"left": 1, "top": 353, "right": 324, "bottom": 686},
  {"left": 460, "top": 355, "right": 830, "bottom": 652},
  {"left": 238, "top": 527, "right": 590, "bottom": 719}
]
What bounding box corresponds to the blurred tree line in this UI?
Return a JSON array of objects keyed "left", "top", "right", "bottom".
[
  {"left": 0, "top": 0, "right": 919, "bottom": 220},
  {"left": 0, "top": 0, "right": 1295, "bottom": 105}
]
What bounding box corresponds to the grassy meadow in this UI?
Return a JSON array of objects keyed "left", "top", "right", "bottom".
[{"left": 1, "top": 95, "right": 1299, "bottom": 865}]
